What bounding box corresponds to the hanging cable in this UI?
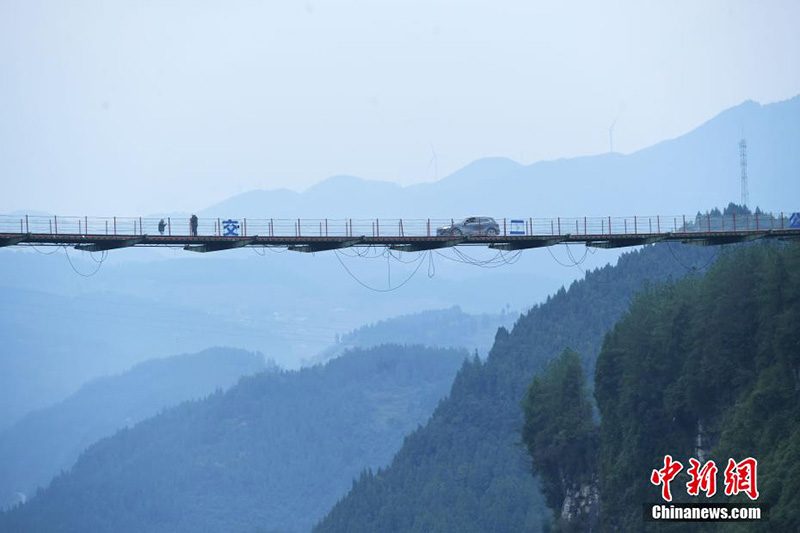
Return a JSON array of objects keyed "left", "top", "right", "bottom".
[
  {"left": 388, "top": 249, "right": 425, "bottom": 264},
  {"left": 564, "top": 246, "right": 586, "bottom": 274},
  {"left": 27, "top": 244, "right": 61, "bottom": 255},
  {"left": 334, "top": 249, "right": 428, "bottom": 292},
  {"left": 665, "top": 240, "right": 720, "bottom": 272},
  {"left": 546, "top": 245, "right": 583, "bottom": 268},
  {"left": 63, "top": 247, "right": 107, "bottom": 277},
  {"left": 434, "top": 248, "right": 522, "bottom": 269},
  {"left": 427, "top": 250, "right": 436, "bottom": 278}
]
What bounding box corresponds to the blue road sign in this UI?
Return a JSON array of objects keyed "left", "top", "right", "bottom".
[
  {"left": 790, "top": 212, "right": 800, "bottom": 229},
  {"left": 510, "top": 219, "right": 525, "bottom": 235}
]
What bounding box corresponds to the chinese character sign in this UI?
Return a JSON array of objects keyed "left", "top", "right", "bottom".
[{"left": 222, "top": 219, "right": 240, "bottom": 237}]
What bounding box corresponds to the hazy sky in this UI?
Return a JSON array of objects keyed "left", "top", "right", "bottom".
[{"left": 2, "top": 0, "right": 799, "bottom": 215}]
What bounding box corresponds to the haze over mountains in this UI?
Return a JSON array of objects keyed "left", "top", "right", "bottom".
[
  {"left": 203, "top": 96, "right": 800, "bottom": 219},
  {"left": 3, "top": 3, "right": 798, "bottom": 530},
  {"left": 0, "top": 348, "right": 269, "bottom": 510},
  {"left": 2, "top": 95, "right": 798, "bottom": 430},
  {"left": 1, "top": 345, "right": 467, "bottom": 533},
  {"left": 0, "top": 94, "right": 800, "bottom": 531},
  {"left": 0, "top": 273, "right": 514, "bottom": 431},
  {"left": 1, "top": 240, "right": 726, "bottom": 532}
]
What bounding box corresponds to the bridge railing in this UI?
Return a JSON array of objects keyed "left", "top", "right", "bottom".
[{"left": 0, "top": 213, "right": 793, "bottom": 239}]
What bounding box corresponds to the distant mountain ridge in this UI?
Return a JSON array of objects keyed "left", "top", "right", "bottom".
[
  {"left": 0, "top": 348, "right": 269, "bottom": 511},
  {"left": 202, "top": 95, "right": 800, "bottom": 219},
  {"left": 305, "top": 305, "right": 516, "bottom": 366},
  {"left": 0, "top": 345, "right": 467, "bottom": 533}
]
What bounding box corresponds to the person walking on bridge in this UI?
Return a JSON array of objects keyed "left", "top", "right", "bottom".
[
  {"left": 158, "top": 219, "right": 166, "bottom": 235},
  {"left": 190, "top": 214, "right": 198, "bottom": 236}
]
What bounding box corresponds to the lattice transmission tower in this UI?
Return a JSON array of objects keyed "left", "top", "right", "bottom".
[{"left": 739, "top": 139, "right": 749, "bottom": 208}]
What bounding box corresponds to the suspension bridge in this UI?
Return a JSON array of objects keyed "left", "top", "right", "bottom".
[{"left": 1, "top": 213, "right": 798, "bottom": 254}]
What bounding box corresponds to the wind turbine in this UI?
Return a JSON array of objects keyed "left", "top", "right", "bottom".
[
  {"left": 428, "top": 142, "right": 439, "bottom": 180},
  {"left": 608, "top": 104, "right": 625, "bottom": 153}
]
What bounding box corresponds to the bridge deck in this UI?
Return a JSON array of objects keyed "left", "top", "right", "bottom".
[{"left": 1, "top": 213, "right": 798, "bottom": 252}]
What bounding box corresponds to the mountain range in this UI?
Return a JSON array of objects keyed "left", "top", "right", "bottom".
[
  {"left": 0, "top": 348, "right": 269, "bottom": 510},
  {"left": 0, "top": 345, "right": 467, "bottom": 533},
  {"left": 202, "top": 96, "right": 800, "bottom": 220}
]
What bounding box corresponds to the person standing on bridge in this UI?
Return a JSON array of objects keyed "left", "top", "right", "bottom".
[
  {"left": 158, "top": 219, "right": 166, "bottom": 235},
  {"left": 190, "top": 214, "right": 198, "bottom": 236}
]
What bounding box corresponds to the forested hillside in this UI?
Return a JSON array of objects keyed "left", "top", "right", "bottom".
[
  {"left": 522, "top": 349, "right": 598, "bottom": 532},
  {"left": 0, "top": 347, "right": 269, "bottom": 510},
  {"left": 316, "top": 242, "right": 717, "bottom": 532},
  {"left": 593, "top": 242, "right": 800, "bottom": 531},
  {"left": 0, "top": 345, "right": 466, "bottom": 533}
]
